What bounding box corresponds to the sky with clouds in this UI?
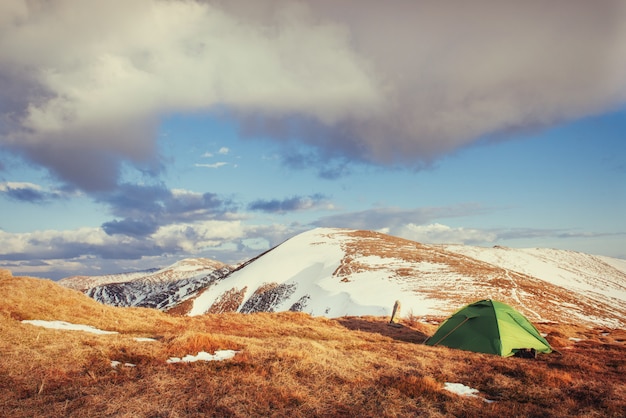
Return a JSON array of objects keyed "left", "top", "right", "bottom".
[{"left": 1, "top": 0, "right": 625, "bottom": 280}]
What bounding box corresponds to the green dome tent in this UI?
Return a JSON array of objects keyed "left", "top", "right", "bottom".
[{"left": 425, "top": 299, "right": 552, "bottom": 357}]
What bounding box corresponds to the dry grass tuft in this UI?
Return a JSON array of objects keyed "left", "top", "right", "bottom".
[
  {"left": 1, "top": 273, "right": 625, "bottom": 417},
  {"left": 165, "top": 331, "right": 243, "bottom": 357}
]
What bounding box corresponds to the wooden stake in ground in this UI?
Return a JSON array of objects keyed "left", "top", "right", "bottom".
[{"left": 389, "top": 300, "right": 401, "bottom": 324}]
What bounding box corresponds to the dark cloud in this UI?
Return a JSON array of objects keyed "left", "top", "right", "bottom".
[
  {"left": 5, "top": 114, "right": 161, "bottom": 192},
  {"left": 96, "top": 241, "right": 168, "bottom": 260},
  {"left": 97, "top": 183, "right": 238, "bottom": 237},
  {"left": 248, "top": 194, "right": 329, "bottom": 214},
  {"left": 234, "top": 0, "right": 626, "bottom": 166},
  {"left": 96, "top": 183, "right": 172, "bottom": 218},
  {"left": 318, "top": 165, "right": 349, "bottom": 181},
  {"left": 102, "top": 218, "right": 159, "bottom": 237},
  {"left": 164, "top": 192, "right": 234, "bottom": 222},
  {"left": 3, "top": 185, "right": 48, "bottom": 202},
  {"left": 1, "top": 0, "right": 624, "bottom": 191},
  {"left": 280, "top": 148, "right": 352, "bottom": 179},
  {"left": 0, "top": 182, "right": 65, "bottom": 203},
  {"left": 0, "top": 258, "right": 51, "bottom": 267}
]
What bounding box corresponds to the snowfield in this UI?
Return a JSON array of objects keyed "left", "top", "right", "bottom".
[
  {"left": 441, "top": 244, "right": 626, "bottom": 300},
  {"left": 189, "top": 228, "right": 439, "bottom": 318}
]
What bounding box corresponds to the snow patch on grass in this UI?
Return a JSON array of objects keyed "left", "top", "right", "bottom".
[
  {"left": 444, "top": 382, "right": 494, "bottom": 403},
  {"left": 167, "top": 350, "right": 239, "bottom": 363},
  {"left": 22, "top": 320, "right": 118, "bottom": 335},
  {"left": 111, "top": 361, "right": 136, "bottom": 368}
]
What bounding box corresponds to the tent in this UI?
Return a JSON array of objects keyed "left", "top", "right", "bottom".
[{"left": 425, "top": 299, "right": 552, "bottom": 357}]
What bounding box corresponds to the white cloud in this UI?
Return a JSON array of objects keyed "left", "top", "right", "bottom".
[
  {"left": 0, "top": 227, "right": 105, "bottom": 254},
  {"left": 170, "top": 188, "right": 202, "bottom": 198},
  {"left": 203, "top": 147, "right": 229, "bottom": 158},
  {"left": 0, "top": 219, "right": 244, "bottom": 257},
  {"left": 0, "top": 181, "right": 43, "bottom": 192},
  {"left": 151, "top": 220, "right": 246, "bottom": 253},
  {"left": 195, "top": 162, "right": 228, "bottom": 169},
  {"left": 4, "top": 0, "right": 379, "bottom": 137},
  {"left": 391, "top": 223, "right": 498, "bottom": 245},
  {"left": 0, "top": 219, "right": 253, "bottom": 278}
]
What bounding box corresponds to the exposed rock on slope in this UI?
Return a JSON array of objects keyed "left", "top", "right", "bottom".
[{"left": 59, "top": 258, "right": 233, "bottom": 311}]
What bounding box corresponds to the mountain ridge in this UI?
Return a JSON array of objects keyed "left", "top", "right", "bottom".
[
  {"left": 59, "top": 258, "right": 233, "bottom": 310},
  {"left": 58, "top": 228, "right": 626, "bottom": 327}
]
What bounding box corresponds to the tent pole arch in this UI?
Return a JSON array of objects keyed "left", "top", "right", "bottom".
[{"left": 429, "top": 317, "right": 470, "bottom": 346}]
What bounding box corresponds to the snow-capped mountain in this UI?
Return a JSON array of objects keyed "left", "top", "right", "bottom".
[
  {"left": 58, "top": 269, "right": 160, "bottom": 291},
  {"left": 59, "top": 258, "right": 233, "bottom": 311},
  {"left": 61, "top": 228, "right": 626, "bottom": 327},
  {"left": 186, "top": 228, "right": 626, "bottom": 327}
]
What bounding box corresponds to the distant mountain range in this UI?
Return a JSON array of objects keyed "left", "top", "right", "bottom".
[
  {"left": 58, "top": 228, "right": 626, "bottom": 327},
  {"left": 58, "top": 258, "right": 233, "bottom": 311}
]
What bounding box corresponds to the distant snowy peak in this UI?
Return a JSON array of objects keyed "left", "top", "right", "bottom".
[
  {"left": 58, "top": 258, "right": 227, "bottom": 290},
  {"left": 59, "top": 258, "right": 234, "bottom": 311},
  {"left": 139, "top": 258, "right": 229, "bottom": 284},
  {"left": 187, "top": 228, "right": 626, "bottom": 327},
  {"left": 57, "top": 269, "right": 160, "bottom": 291}
]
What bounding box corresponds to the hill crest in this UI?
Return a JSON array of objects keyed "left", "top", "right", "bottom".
[
  {"left": 57, "top": 228, "right": 626, "bottom": 327},
  {"left": 187, "top": 228, "right": 626, "bottom": 327}
]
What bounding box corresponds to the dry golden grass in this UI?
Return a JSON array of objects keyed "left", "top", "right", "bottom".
[{"left": 1, "top": 270, "right": 625, "bottom": 417}]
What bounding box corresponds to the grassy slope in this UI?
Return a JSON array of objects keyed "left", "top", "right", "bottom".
[{"left": 1, "top": 270, "right": 625, "bottom": 417}]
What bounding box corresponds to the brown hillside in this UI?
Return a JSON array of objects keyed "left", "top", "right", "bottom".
[
  {"left": 0, "top": 269, "right": 175, "bottom": 333},
  {"left": 1, "top": 271, "right": 625, "bottom": 417}
]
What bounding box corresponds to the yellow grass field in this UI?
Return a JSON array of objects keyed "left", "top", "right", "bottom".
[{"left": 1, "top": 270, "right": 625, "bottom": 417}]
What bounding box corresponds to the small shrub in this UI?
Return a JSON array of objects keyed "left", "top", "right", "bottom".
[{"left": 403, "top": 309, "right": 420, "bottom": 327}]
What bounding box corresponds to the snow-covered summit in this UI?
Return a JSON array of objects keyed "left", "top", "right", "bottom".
[{"left": 187, "top": 228, "right": 626, "bottom": 327}]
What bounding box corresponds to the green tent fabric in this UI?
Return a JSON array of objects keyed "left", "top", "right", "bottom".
[{"left": 425, "top": 299, "right": 552, "bottom": 357}]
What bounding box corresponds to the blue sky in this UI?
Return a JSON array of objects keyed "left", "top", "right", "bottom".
[{"left": 1, "top": 0, "right": 625, "bottom": 280}]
